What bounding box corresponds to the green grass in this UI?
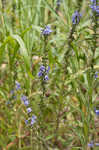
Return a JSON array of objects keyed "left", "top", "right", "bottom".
[{"left": 0, "top": 0, "right": 99, "bottom": 150}]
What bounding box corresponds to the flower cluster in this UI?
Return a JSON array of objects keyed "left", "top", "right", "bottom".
[
  {"left": 25, "top": 115, "right": 37, "bottom": 125},
  {"left": 72, "top": 11, "right": 82, "bottom": 24},
  {"left": 8, "top": 81, "right": 37, "bottom": 127},
  {"left": 38, "top": 65, "right": 50, "bottom": 81},
  {"left": 90, "top": 0, "right": 99, "bottom": 14},
  {"left": 41, "top": 25, "right": 52, "bottom": 36},
  {"left": 21, "top": 95, "right": 29, "bottom": 107},
  {"left": 21, "top": 95, "right": 37, "bottom": 126}
]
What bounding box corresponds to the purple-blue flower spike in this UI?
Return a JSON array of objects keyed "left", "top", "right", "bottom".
[
  {"left": 72, "top": 11, "right": 82, "bottom": 25},
  {"left": 38, "top": 65, "right": 50, "bottom": 81},
  {"left": 90, "top": 0, "right": 99, "bottom": 14}
]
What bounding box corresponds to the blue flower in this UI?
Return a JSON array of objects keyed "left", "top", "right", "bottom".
[
  {"left": 40, "top": 65, "right": 45, "bottom": 72},
  {"left": 91, "top": 5, "right": 98, "bottom": 12},
  {"left": 38, "top": 65, "right": 45, "bottom": 77},
  {"left": 27, "top": 107, "right": 32, "bottom": 113},
  {"left": 25, "top": 115, "right": 37, "bottom": 126},
  {"left": 24, "top": 100, "right": 29, "bottom": 106},
  {"left": 72, "top": 11, "right": 82, "bottom": 25},
  {"left": 38, "top": 65, "right": 50, "bottom": 81},
  {"left": 44, "top": 75, "right": 49, "bottom": 81},
  {"left": 31, "top": 115, "right": 37, "bottom": 125},
  {"left": 38, "top": 71, "right": 43, "bottom": 77},
  {"left": 10, "top": 90, "right": 14, "bottom": 95},
  {"left": 88, "top": 141, "right": 99, "bottom": 147},
  {"left": 95, "top": 109, "right": 99, "bottom": 115},
  {"left": 21, "top": 95, "right": 29, "bottom": 106},
  {"left": 91, "top": 0, "right": 96, "bottom": 3},
  {"left": 41, "top": 25, "right": 52, "bottom": 36},
  {"left": 15, "top": 81, "right": 21, "bottom": 90},
  {"left": 95, "top": 71, "right": 99, "bottom": 79},
  {"left": 21, "top": 95, "right": 28, "bottom": 102},
  {"left": 90, "top": 0, "right": 99, "bottom": 14},
  {"left": 25, "top": 120, "right": 28, "bottom": 125},
  {"left": 88, "top": 141, "right": 94, "bottom": 147},
  {"left": 95, "top": 143, "right": 99, "bottom": 146},
  {"left": 96, "top": 6, "right": 99, "bottom": 14},
  {"left": 46, "top": 66, "right": 50, "bottom": 73}
]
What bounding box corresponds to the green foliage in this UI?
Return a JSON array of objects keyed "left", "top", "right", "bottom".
[{"left": 0, "top": 0, "right": 99, "bottom": 150}]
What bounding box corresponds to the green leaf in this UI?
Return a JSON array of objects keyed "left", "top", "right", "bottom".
[{"left": 11, "top": 34, "right": 31, "bottom": 72}]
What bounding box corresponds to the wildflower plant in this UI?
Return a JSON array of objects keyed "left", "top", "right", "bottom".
[
  {"left": 39, "top": 25, "right": 52, "bottom": 96},
  {"left": 72, "top": 11, "right": 82, "bottom": 25},
  {"left": 0, "top": 0, "right": 99, "bottom": 150}
]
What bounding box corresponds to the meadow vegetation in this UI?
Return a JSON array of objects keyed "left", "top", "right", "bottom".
[{"left": 0, "top": 0, "right": 99, "bottom": 150}]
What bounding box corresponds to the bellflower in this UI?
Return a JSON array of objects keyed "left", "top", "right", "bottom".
[
  {"left": 95, "top": 143, "right": 99, "bottom": 146},
  {"left": 91, "top": 5, "right": 99, "bottom": 13},
  {"left": 46, "top": 66, "right": 50, "bottom": 73},
  {"left": 38, "top": 65, "right": 45, "bottom": 77},
  {"left": 40, "top": 65, "right": 45, "bottom": 72},
  {"left": 95, "top": 71, "right": 99, "bottom": 79},
  {"left": 88, "top": 141, "right": 94, "bottom": 147},
  {"left": 91, "top": 0, "right": 96, "bottom": 3},
  {"left": 31, "top": 115, "right": 37, "bottom": 125},
  {"left": 38, "top": 71, "right": 43, "bottom": 77},
  {"left": 95, "top": 109, "right": 99, "bottom": 115},
  {"left": 21, "top": 95, "right": 28, "bottom": 102},
  {"left": 88, "top": 141, "right": 99, "bottom": 147},
  {"left": 25, "top": 120, "right": 28, "bottom": 125},
  {"left": 25, "top": 115, "right": 37, "bottom": 126},
  {"left": 27, "top": 107, "right": 32, "bottom": 113},
  {"left": 72, "top": 11, "right": 82, "bottom": 24},
  {"left": 15, "top": 81, "right": 21, "bottom": 90},
  {"left": 90, "top": 0, "right": 99, "bottom": 14},
  {"left": 21, "top": 95, "right": 29, "bottom": 106},
  {"left": 44, "top": 75, "right": 49, "bottom": 81},
  {"left": 41, "top": 25, "right": 52, "bottom": 36},
  {"left": 24, "top": 100, "right": 29, "bottom": 106},
  {"left": 38, "top": 65, "right": 50, "bottom": 81}
]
